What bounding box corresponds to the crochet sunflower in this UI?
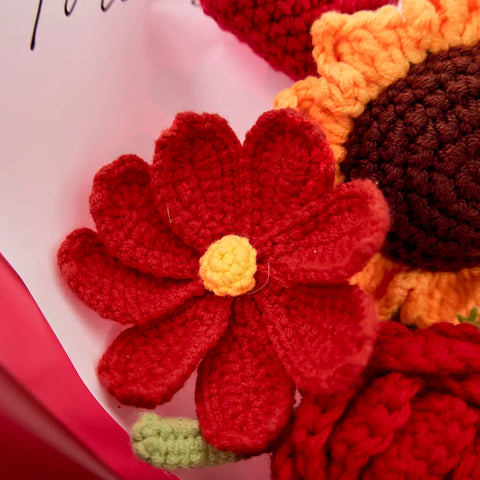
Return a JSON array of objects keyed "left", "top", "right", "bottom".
[{"left": 276, "top": 0, "right": 480, "bottom": 327}]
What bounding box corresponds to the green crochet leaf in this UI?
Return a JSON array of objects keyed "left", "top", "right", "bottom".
[
  {"left": 131, "top": 414, "right": 243, "bottom": 469},
  {"left": 457, "top": 306, "right": 480, "bottom": 326}
]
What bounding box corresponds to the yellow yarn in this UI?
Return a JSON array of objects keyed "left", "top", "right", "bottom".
[
  {"left": 274, "top": 0, "right": 480, "bottom": 183},
  {"left": 199, "top": 235, "right": 257, "bottom": 296},
  {"left": 274, "top": 0, "right": 480, "bottom": 327}
]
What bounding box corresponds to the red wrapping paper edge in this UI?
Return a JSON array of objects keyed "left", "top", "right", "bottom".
[{"left": 0, "top": 253, "right": 174, "bottom": 480}]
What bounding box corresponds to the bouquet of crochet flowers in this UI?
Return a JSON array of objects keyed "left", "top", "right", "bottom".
[
  {"left": 57, "top": 108, "right": 389, "bottom": 457},
  {"left": 272, "top": 321, "right": 480, "bottom": 479},
  {"left": 56, "top": 0, "right": 480, "bottom": 477},
  {"left": 262, "top": 0, "right": 480, "bottom": 477}
]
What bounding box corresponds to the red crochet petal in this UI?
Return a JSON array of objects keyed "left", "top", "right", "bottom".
[
  {"left": 257, "top": 284, "right": 378, "bottom": 394},
  {"left": 271, "top": 423, "right": 300, "bottom": 480},
  {"left": 57, "top": 228, "right": 203, "bottom": 324},
  {"left": 98, "top": 294, "right": 231, "bottom": 408},
  {"left": 151, "top": 112, "right": 243, "bottom": 252},
  {"left": 328, "top": 373, "right": 423, "bottom": 480},
  {"left": 271, "top": 389, "right": 359, "bottom": 480},
  {"left": 90, "top": 154, "right": 198, "bottom": 279},
  {"left": 428, "top": 374, "right": 480, "bottom": 407},
  {"left": 239, "top": 109, "right": 335, "bottom": 249},
  {"left": 195, "top": 295, "right": 295, "bottom": 455},
  {"left": 453, "top": 432, "right": 480, "bottom": 480},
  {"left": 369, "top": 322, "right": 480, "bottom": 376},
  {"left": 284, "top": 389, "right": 358, "bottom": 480},
  {"left": 269, "top": 180, "right": 390, "bottom": 287},
  {"left": 362, "top": 393, "right": 478, "bottom": 479}
]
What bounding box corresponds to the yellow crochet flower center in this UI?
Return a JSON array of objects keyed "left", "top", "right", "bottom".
[{"left": 199, "top": 235, "right": 257, "bottom": 297}]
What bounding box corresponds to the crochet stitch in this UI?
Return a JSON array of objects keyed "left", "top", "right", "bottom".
[
  {"left": 131, "top": 415, "right": 241, "bottom": 469},
  {"left": 343, "top": 44, "right": 480, "bottom": 272},
  {"left": 58, "top": 108, "right": 389, "bottom": 455},
  {"left": 272, "top": 321, "right": 480, "bottom": 479},
  {"left": 200, "top": 0, "right": 393, "bottom": 81},
  {"left": 274, "top": 0, "right": 480, "bottom": 327},
  {"left": 199, "top": 235, "right": 257, "bottom": 296}
]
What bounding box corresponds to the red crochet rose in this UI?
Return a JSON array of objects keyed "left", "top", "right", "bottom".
[
  {"left": 272, "top": 321, "right": 480, "bottom": 479},
  {"left": 58, "top": 109, "right": 389, "bottom": 454}
]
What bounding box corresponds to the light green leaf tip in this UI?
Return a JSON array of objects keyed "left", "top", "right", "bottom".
[
  {"left": 131, "top": 414, "right": 243, "bottom": 469},
  {"left": 457, "top": 306, "right": 480, "bottom": 325}
]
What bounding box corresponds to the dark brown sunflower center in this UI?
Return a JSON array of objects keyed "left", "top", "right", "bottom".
[{"left": 342, "top": 43, "right": 480, "bottom": 272}]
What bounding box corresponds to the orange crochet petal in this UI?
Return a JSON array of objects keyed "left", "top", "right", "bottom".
[
  {"left": 90, "top": 154, "right": 199, "bottom": 279},
  {"left": 57, "top": 228, "right": 204, "bottom": 324},
  {"left": 196, "top": 295, "right": 295, "bottom": 455},
  {"left": 98, "top": 294, "right": 231, "bottom": 408},
  {"left": 400, "top": 267, "right": 480, "bottom": 327},
  {"left": 353, "top": 254, "right": 480, "bottom": 327}
]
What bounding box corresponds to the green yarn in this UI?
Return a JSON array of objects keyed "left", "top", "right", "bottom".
[
  {"left": 131, "top": 414, "right": 242, "bottom": 469},
  {"left": 457, "top": 306, "right": 480, "bottom": 326}
]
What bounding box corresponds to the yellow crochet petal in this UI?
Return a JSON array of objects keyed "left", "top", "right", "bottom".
[
  {"left": 274, "top": 0, "right": 480, "bottom": 181},
  {"left": 352, "top": 254, "right": 480, "bottom": 328}
]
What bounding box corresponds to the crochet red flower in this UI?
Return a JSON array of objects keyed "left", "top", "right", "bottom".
[
  {"left": 58, "top": 109, "right": 389, "bottom": 455},
  {"left": 272, "top": 321, "right": 480, "bottom": 479}
]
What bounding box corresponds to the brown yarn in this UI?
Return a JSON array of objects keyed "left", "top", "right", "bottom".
[{"left": 343, "top": 44, "right": 480, "bottom": 272}]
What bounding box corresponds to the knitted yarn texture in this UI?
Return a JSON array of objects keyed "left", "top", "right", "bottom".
[
  {"left": 131, "top": 415, "right": 241, "bottom": 469},
  {"left": 200, "top": 0, "right": 393, "bottom": 81},
  {"left": 57, "top": 109, "right": 389, "bottom": 455},
  {"left": 343, "top": 44, "right": 480, "bottom": 273},
  {"left": 271, "top": 321, "right": 480, "bottom": 480},
  {"left": 199, "top": 235, "right": 257, "bottom": 296},
  {"left": 275, "top": 0, "right": 480, "bottom": 327}
]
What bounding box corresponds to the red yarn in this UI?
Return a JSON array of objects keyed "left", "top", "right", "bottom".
[
  {"left": 196, "top": 296, "right": 295, "bottom": 454},
  {"left": 256, "top": 284, "right": 378, "bottom": 394},
  {"left": 272, "top": 322, "right": 480, "bottom": 479},
  {"left": 58, "top": 109, "right": 389, "bottom": 455},
  {"left": 57, "top": 228, "right": 204, "bottom": 324},
  {"left": 200, "top": 0, "right": 394, "bottom": 80},
  {"left": 90, "top": 154, "right": 199, "bottom": 279},
  {"left": 98, "top": 295, "right": 230, "bottom": 408}
]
